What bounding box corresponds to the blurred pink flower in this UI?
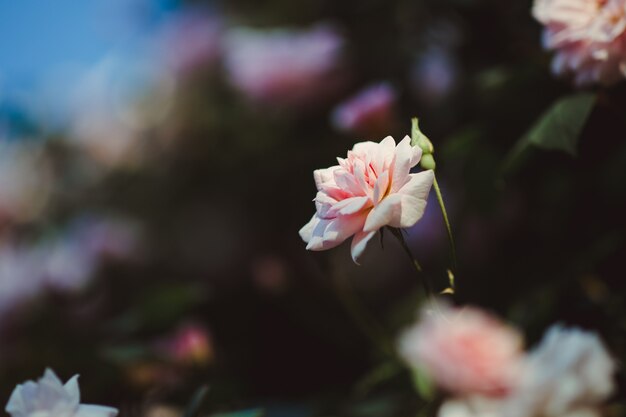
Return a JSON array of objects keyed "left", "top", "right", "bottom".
[
  {"left": 157, "top": 9, "right": 222, "bottom": 76},
  {"left": 156, "top": 323, "right": 213, "bottom": 366},
  {"left": 0, "top": 215, "right": 142, "bottom": 326},
  {"left": 436, "top": 325, "right": 616, "bottom": 417},
  {"left": 533, "top": 0, "right": 626, "bottom": 86},
  {"left": 331, "top": 82, "right": 397, "bottom": 136},
  {"left": 224, "top": 24, "right": 346, "bottom": 106},
  {"left": 299, "top": 136, "right": 434, "bottom": 262},
  {"left": 6, "top": 368, "right": 118, "bottom": 417},
  {"left": 398, "top": 303, "right": 524, "bottom": 397}
]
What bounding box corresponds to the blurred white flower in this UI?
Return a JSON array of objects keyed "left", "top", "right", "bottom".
[
  {"left": 504, "top": 325, "right": 616, "bottom": 417},
  {"left": 5, "top": 368, "right": 118, "bottom": 417},
  {"left": 0, "top": 214, "right": 142, "bottom": 325},
  {"left": 438, "top": 397, "right": 501, "bottom": 417},
  {"left": 437, "top": 325, "right": 616, "bottom": 417}
]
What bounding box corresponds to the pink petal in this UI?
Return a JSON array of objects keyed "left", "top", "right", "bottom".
[
  {"left": 397, "top": 170, "right": 434, "bottom": 202},
  {"left": 334, "top": 170, "right": 366, "bottom": 197},
  {"left": 352, "top": 141, "right": 378, "bottom": 158},
  {"left": 320, "top": 184, "right": 352, "bottom": 201},
  {"left": 350, "top": 230, "right": 376, "bottom": 264},
  {"left": 328, "top": 196, "right": 371, "bottom": 217},
  {"left": 363, "top": 192, "right": 429, "bottom": 231},
  {"left": 314, "top": 166, "right": 339, "bottom": 189},
  {"left": 322, "top": 214, "right": 367, "bottom": 244},
  {"left": 391, "top": 136, "right": 422, "bottom": 192},
  {"left": 373, "top": 170, "right": 390, "bottom": 203},
  {"left": 353, "top": 158, "right": 371, "bottom": 195},
  {"left": 372, "top": 136, "right": 396, "bottom": 173},
  {"left": 363, "top": 194, "right": 403, "bottom": 232}
]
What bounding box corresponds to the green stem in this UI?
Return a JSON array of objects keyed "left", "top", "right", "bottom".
[{"left": 432, "top": 175, "right": 457, "bottom": 271}]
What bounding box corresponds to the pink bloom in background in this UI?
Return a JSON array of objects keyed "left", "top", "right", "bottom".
[
  {"left": 299, "top": 136, "right": 434, "bottom": 262},
  {"left": 224, "top": 24, "right": 346, "bottom": 106},
  {"left": 156, "top": 323, "right": 214, "bottom": 366},
  {"left": 533, "top": 0, "right": 626, "bottom": 86},
  {"left": 0, "top": 215, "right": 142, "bottom": 327},
  {"left": 157, "top": 8, "right": 222, "bottom": 76},
  {"left": 398, "top": 303, "right": 524, "bottom": 397},
  {"left": 331, "top": 82, "right": 397, "bottom": 136}
]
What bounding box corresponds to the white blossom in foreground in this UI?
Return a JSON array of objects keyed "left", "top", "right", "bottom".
[
  {"left": 6, "top": 369, "right": 118, "bottom": 417},
  {"left": 438, "top": 325, "right": 616, "bottom": 417},
  {"left": 505, "top": 325, "right": 616, "bottom": 417}
]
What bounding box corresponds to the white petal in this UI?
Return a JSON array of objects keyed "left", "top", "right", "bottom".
[
  {"left": 76, "top": 405, "right": 118, "bottom": 417},
  {"left": 299, "top": 214, "right": 319, "bottom": 243},
  {"left": 313, "top": 166, "right": 339, "bottom": 189},
  {"left": 5, "top": 384, "right": 26, "bottom": 417},
  {"left": 351, "top": 231, "right": 376, "bottom": 264},
  {"left": 64, "top": 375, "right": 81, "bottom": 405}
]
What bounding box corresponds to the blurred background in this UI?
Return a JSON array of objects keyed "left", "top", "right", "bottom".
[{"left": 0, "top": 0, "right": 625, "bottom": 415}]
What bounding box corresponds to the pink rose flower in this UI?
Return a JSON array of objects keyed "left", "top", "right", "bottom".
[
  {"left": 299, "top": 136, "right": 434, "bottom": 262},
  {"left": 533, "top": 0, "right": 626, "bottom": 86},
  {"left": 398, "top": 303, "right": 524, "bottom": 397},
  {"left": 331, "top": 82, "right": 397, "bottom": 136},
  {"left": 223, "top": 24, "right": 346, "bottom": 106}
]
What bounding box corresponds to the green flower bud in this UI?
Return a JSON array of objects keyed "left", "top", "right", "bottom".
[
  {"left": 420, "top": 154, "right": 436, "bottom": 171},
  {"left": 411, "top": 118, "right": 434, "bottom": 155}
]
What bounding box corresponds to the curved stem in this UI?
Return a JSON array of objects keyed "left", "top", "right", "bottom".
[{"left": 432, "top": 175, "right": 457, "bottom": 271}]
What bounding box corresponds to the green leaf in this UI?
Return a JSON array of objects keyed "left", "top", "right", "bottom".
[
  {"left": 411, "top": 368, "right": 435, "bottom": 401},
  {"left": 502, "top": 93, "right": 596, "bottom": 172}
]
